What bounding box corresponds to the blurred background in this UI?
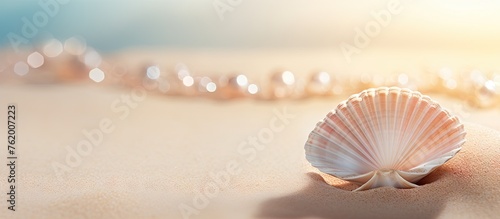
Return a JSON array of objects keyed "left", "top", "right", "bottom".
[
  {"left": 1, "top": 0, "right": 500, "bottom": 108},
  {"left": 1, "top": 0, "right": 500, "bottom": 53}
]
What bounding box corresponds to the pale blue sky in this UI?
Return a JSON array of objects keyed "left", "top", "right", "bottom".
[
  {"left": 1, "top": 0, "right": 499, "bottom": 53},
  {"left": 1, "top": 0, "right": 228, "bottom": 52}
]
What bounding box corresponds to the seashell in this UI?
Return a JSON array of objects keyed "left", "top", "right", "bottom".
[{"left": 305, "top": 87, "right": 466, "bottom": 191}]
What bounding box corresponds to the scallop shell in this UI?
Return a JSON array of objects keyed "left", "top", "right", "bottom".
[{"left": 305, "top": 87, "right": 466, "bottom": 191}]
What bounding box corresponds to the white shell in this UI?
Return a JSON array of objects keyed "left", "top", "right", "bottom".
[{"left": 305, "top": 87, "right": 466, "bottom": 191}]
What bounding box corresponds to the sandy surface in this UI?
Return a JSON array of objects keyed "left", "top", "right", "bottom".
[
  {"left": 259, "top": 123, "right": 500, "bottom": 219},
  {"left": 0, "top": 85, "right": 499, "bottom": 219}
]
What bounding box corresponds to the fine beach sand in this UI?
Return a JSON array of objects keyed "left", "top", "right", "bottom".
[
  {"left": 0, "top": 85, "right": 499, "bottom": 219},
  {"left": 258, "top": 122, "right": 500, "bottom": 219}
]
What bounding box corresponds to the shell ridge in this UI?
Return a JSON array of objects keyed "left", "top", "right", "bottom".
[
  {"left": 336, "top": 100, "right": 381, "bottom": 169},
  {"left": 318, "top": 118, "right": 366, "bottom": 158},
  {"left": 420, "top": 129, "right": 465, "bottom": 162},
  {"left": 409, "top": 148, "right": 459, "bottom": 172},
  {"left": 358, "top": 92, "right": 386, "bottom": 168},
  {"left": 401, "top": 93, "right": 422, "bottom": 157},
  {"left": 395, "top": 95, "right": 429, "bottom": 167},
  {"left": 397, "top": 112, "right": 462, "bottom": 169},
  {"left": 305, "top": 142, "right": 375, "bottom": 175},
  {"left": 393, "top": 93, "right": 420, "bottom": 162},
  {"left": 408, "top": 132, "right": 464, "bottom": 168},
  {"left": 394, "top": 104, "right": 449, "bottom": 169},
  {"left": 306, "top": 131, "right": 374, "bottom": 168},
  {"left": 322, "top": 114, "right": 380, "bottom": 169},
  {"left": 391, "top": 89, "right": 411, "bottom": 169},
  {"left": 375, "top": 87, "right": 394, "bottom": 168},
  {"left": 399, "top": 147, "right": 461, "bottom": 183},
  {"left": 387, "top": 88, "right": 400, "bottom": 169},
  {"left": 433, "top": 127, "right": 466, "bottom": 151},
  {"left": 364, "top": 89, "right": 386, "bottom": 168},
  {"left": 393, "top": 96, "right": 439, "bottom": 169},
  {"left": 307, "top": 129, "right": 378, "bottom": 171},
  {"left": 376, "top": 88, "right": 391, "bottom": 168}
]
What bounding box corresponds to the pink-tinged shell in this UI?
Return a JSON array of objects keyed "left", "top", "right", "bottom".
[{"left": 305, "top": 87, "right": 466, "bottom": 191}]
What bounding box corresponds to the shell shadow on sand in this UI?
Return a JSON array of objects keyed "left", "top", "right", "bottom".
[
  {"left": 256, "top": 166, "right": 462, "bottom": 219},
  {"left": 257, "top": 124, "right": 500, "bottom": 219}
]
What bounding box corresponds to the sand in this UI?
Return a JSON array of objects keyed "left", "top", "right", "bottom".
[
  {"left": 0, "top": 85, "right": 499, "bottom": 219},
  {"left": 258, "top": 122, "right": 500, "bottom": 219}
]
